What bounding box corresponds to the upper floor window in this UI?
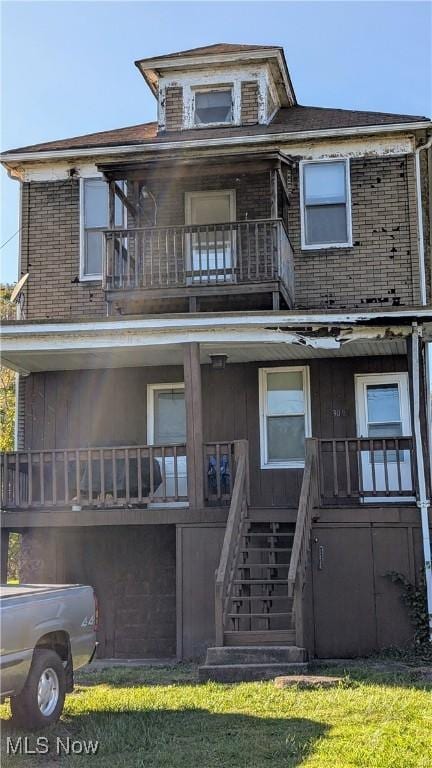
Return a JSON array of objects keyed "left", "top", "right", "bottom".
[
  {"left": 300, "top": 159, "right": 352, "bottom": 249},
  {"left": 80, "top": 178, "right": 124, "bottom": 280},
  {"left": 194, "top": 88, "right": 233, "bottom": 126}
]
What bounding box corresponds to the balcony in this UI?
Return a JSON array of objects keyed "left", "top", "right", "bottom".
[{"left": 102, "top": 218, "right": 294, "bottom": 312}]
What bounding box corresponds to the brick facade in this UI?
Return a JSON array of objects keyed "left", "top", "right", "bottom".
[
  {"left": 290, "top": 154, "right": 422, "bottom": 310},
  {"left": 19, "top": 155, "right": 425, "bottom": 319},
  {"left": 164, "top": 86, "right": 183, "bottom": 131},
  {"left": 20, "top": 179, "right": 105, "bottom": 320},
  {"left": 241, "top": 81, "right": 259, "bottom": 125}
]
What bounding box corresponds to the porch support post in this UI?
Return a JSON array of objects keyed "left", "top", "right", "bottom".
[
  {"left": 183, "top": 342, "right": 204, "bottom": 510},
  {"left": 409, "top": 323, "right": 432, "bottom": 639}
]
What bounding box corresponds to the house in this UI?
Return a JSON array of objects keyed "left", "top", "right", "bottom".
[{"left": 1, "top": 43, "right": 431, "bottom": 675}]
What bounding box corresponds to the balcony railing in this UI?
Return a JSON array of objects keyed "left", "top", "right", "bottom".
[
  {"left": 317, "top": 437, "right": 416, "bottom": 504},
  {"left": 102, "top": 218, "right": 294, "bottom": 302},
  {"left": 0, "top": 441, "right": 240, "bottom": 511}
]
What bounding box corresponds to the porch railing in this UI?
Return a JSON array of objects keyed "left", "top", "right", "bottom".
[
  {"left": 102, "top": 218, "right": 294, "bottom": 300},
  {"left": 317, "top": 436, "right": 416, "bottom": 504},
  {"left": 0, "top": 445, "right": 188, "bottom": 509}
]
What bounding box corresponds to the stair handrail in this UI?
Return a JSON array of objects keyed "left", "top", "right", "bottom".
[
  {"left": 288, "top": 439, "right": 319, "bottom": 603},
  {"left": 215, "top": 440, "right": 249, "bottom": 646}
]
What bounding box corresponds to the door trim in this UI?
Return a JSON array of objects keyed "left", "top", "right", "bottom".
[
  {"left": 184, "top": 189, "right": 237, "bottom": 225},
  {"left": 354, "top": 372, "right": 411, "bottom": 437}
]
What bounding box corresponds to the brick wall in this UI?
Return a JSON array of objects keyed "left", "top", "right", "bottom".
[
  {"left": 19, "top": 155, "right": 424, "bottom": 320},
  {"left": 241, "top": 81, "right": 259, "bottom": 125},
  {"left": 164, "top": 86, "right": 183, "bottom": 131},
  {"left": 21, "top": 179, "right": 105, "bottom": 320},
  {"left": 290, "top": 155, "right": 422, "bottom": 310}
]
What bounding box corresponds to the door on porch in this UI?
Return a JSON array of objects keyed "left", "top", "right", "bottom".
[
  {"left": 185, "top": 190, "right": 236, "bottom": 282},
  {"left": 355, "top": 373, "right": 413, "bottom": 501},
  {"left": 147, "top": 383, "right": 188, "bottom": 502}
]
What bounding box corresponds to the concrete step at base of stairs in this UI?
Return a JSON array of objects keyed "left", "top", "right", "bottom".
[
  {"left": 198, "top": 662, "right": 308, "bottom": 683},
  {"left": 206, "top": 645, "right": 307, "bottom": 665}
]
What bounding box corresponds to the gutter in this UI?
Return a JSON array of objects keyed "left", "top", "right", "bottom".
[
  {"left": 411, "top": 323, "right": 432, "bottom": 639},
  {"left": 414, "top": 131, "right": 432, "bottom": 305},
  {"left": 1, "top": 121, "right": 430, "bottom": 165}
]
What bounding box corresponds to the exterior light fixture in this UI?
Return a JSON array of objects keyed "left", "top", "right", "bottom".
[{"left": 209, "top": 354, "right": 228, "bottom": 370}]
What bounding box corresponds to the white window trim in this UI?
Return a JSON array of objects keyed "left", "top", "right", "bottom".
[
  {"left": 79, "top": 178, "right": 126, "bottom": 282},
  {"left": 79, "top": 177, "right": 103, "bottom": 282},
  {"left": 147, "top": 382, "right": 185, "bottom": 445},
  {"left": 192, "top": 84, "right": 234, "bottom": 129},
  {"left": 259, "top": 365, "right": 312, "bottom": 469},
  {"left": 299, "top": 158, "right": 353, "bottom": 250},
  {"left": 354, "top": 372, "right": 411, "bottom": 438}
]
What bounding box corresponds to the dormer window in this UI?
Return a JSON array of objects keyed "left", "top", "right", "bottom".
[{"left": 194, "top": 88, "right": 233, "bottom": 126}]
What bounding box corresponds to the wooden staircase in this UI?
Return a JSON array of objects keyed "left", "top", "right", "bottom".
[
  {"left": 200, "top": 439, "right": 319, "bottom": 682},
  {"left": 224, "top": 520, "right": 296, "bottom": 646}
]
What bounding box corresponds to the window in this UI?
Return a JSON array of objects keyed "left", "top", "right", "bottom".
[
  {"left": 80, "top": 178, "right": 124, "bottom": 280},
  {"left": 194, "top": 88, "right": 233, "bottom": 125},
  {"left": 300, "top": 159, "right": 352, "bottom": 249},
  {"left": 259, "top": 367, "right": 311, "bottom": 468}
]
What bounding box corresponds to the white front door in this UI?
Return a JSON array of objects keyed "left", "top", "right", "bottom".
[
  {"left": 185, "top": 190, "right": 236, "bottom": 281},
  {"left": 147, "top": 383, "right": 188, "bottom": 502},
  {"left": 355, "top": 373, "right": 413, "bottom": 501}
]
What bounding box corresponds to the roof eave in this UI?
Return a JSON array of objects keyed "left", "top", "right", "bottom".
[{"left": 1, "top": 120, "right": 430, "bottom": 167}]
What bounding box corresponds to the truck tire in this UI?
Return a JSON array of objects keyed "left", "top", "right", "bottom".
[{"left": 10, "top": 649, "right": 66, "bottom": 730}]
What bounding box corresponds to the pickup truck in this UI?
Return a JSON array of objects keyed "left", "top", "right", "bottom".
[{"left": 0, "top": 584, "right": 97, "bottom": 729}]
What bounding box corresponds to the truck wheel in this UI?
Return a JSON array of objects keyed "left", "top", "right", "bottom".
[{"left": 10, "top": 649, "right": 66, "bottom": 730}]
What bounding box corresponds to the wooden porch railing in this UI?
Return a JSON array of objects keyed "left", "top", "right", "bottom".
[
  {"left": 214, "top": 440, "right": 249, "bottom": 646},
  {"left": 288, "top": 438, "right": 319, "bottom": 646},
  {"left": 0, "top": 445, "right": 188, "bottom": 509},
  {"left": 317, "top": 436, "right": 416, "bottom": 504},
  {"left": 103, "top": 218, "right": 294, "bottom": 300}
]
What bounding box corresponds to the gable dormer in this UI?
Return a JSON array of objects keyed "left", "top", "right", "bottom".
[{"left": 135, "top": 43, "right": 296, "bottom": 133}]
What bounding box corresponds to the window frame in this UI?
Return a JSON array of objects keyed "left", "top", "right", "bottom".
[
  {"left": 299, "top": 158, "right": 353, "bottom": 250},
  {"left": 147, "top": 382, "right": 186, "bottom": 445},
  {"left": 192, "top": 85, "right": 234, "bottom": 128},
  {"left": 79, "top": 177, "right": 126, "bottom": 281},
  {"left": 259, "top": 365, "right": 312, "bottom": 470}
]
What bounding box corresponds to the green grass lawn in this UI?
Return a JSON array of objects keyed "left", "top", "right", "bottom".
[{"left": 1, "top": 663, "right": 431, "bottom": 768}]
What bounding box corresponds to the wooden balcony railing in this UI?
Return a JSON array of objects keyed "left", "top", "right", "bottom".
[
  {"left": 317, "top": 436, "right": 416, "bottom": 504},
  {"left": 0, "top": 445, "right": 188, "bottom": 510},
  {"left": 102, "top": 218, "right": 294, "bottom": 302}
]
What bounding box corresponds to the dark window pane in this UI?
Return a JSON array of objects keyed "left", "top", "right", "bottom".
[
  {"left": 154, "top": 390, "right": 186, "bottom": 444},
  {"left": 305, "top": 204, "right": 348, "bottom": 245},
  {"left": 195, "top": 90, "right": 232, "bottom": 124},
  {"left": 84, "top": 179, "right": 108, "bottom": 228},
  {"left": 84, "top": 231, "right": 103, "bottom": 275},
  {"left": 267, "top": 415, "right": 305, "bottom": 462}
]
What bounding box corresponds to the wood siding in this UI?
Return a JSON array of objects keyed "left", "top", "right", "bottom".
[{"left": 21, "top": 355, "right": 408, "bottom": 508}]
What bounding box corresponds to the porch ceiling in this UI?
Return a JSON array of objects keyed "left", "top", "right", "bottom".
[{"left": 1, "top": 338, "right": 407, "bottom": 373}]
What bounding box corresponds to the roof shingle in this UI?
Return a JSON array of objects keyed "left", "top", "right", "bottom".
[{"left": 2, "top": 105, "right": 429, "bottom": 156}]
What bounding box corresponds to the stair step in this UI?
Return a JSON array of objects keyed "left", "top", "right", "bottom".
[
  {"left": 205, "top": 645, "right": 307, "bottom": 666},
  {"left": 243, "top": 532, "right": 294, "bottom": 538},
  {"left": 237, "top": 563, "right": 290, "bottom": 570},
  {"left": 234, "top": 579, "right": 288, "bottom": 585},
  {"left": 198, "top": 662, "right": 307, "bottom": 683},
  {"left": 232, "top": 595, "right": 293, "bottom": 602},
  {"left": 224, "top": 629, "right": 296, "bottom": 646},
  {"left": 228, "top": 612, "right": 292, "bottom": 619},
  {"left": 240, "top": 548, "right": 292, "bottom": 553}
]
